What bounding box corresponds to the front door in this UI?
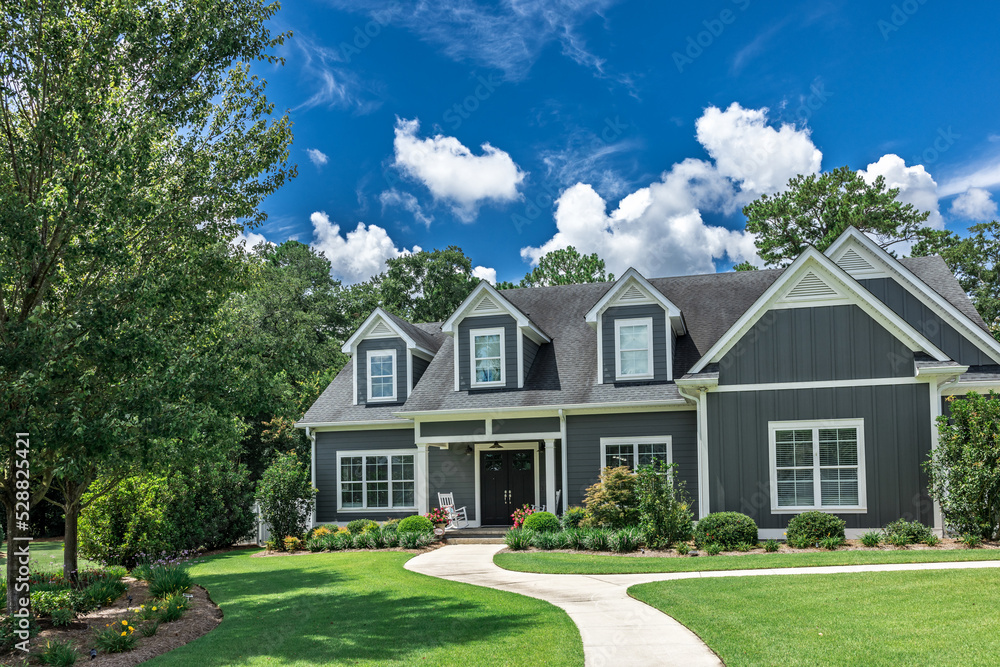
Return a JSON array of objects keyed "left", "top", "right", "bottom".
[{"left": 480, "top": 449, "right": 535, "bottom": 525}]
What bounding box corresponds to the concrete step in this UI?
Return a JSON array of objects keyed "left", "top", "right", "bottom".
[{"left": 444, "top": 536, "right": 506, "bottom": 544}]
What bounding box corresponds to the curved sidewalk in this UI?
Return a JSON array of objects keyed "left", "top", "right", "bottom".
[{"left": 405, "top": 545, "right": 1000, "bottom": 667}]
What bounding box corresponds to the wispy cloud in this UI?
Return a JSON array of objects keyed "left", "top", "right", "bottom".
[
  {"left": 380, "top": 189, "right": 435, "bottom": 228},
  {"left": 288, "top": 37, "right": 382, "bottom": 114},
  {"left": 306, "top": 148, "right": 329, "bottom": 167},
  {"left": 939, "top": 154, "right": 1000, "bottom": 197}
]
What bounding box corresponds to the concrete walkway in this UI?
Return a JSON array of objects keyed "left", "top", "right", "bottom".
[{"left": 405, "top": 545, "right": 1000, "bottom": 667}]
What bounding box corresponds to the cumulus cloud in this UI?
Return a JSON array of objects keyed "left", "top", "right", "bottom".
[
  {"left": 306, "top": 148, "right": 329, "bottom": 167},
  {"left": 951, "top": 187, "right": 998, "bottom": 221},
  {"left": 232, "top": 230, "right": 273, "bottom": 250},
  {"left": 859, "top": 154, "right": 944, "bottom": 229},
  {"left": 380, "top": 189, "right": 434, "bottom": 228},
  {"left": 309, "top": 211, "right": 418, "bottom": 284},
  {"left": 472, "top": 266, "right": 497, "bottom": 285},
  {"left": 392, "top": 118, "right": 525, "bottom": 221}
]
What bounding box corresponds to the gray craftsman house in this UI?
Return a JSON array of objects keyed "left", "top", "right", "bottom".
[{"left": 297, "top": 227, "right": 1000, "bottom": 538}]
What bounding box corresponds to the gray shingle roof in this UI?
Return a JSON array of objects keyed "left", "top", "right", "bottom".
[{"left": 299, "top": 256, "right": 992, "bottom": 424}]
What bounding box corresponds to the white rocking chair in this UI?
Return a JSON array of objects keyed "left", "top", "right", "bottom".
[{"left": 437, "top": 492, "right": 469, "bottom": 530}]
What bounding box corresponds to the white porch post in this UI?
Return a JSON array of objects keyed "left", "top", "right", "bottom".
[
  {"left": 416, "top": 443, "right": 430, "bottom": 515},
  {"left": 545, "top": 439, "right": 556, "bottom": 513},
  {"left": 928, "top": 378, "right": 944, "bottom": 536}
]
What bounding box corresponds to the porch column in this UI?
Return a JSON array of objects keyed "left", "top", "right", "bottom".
[
  {"left": 416, "top": 443, "right": 430, "bottom": 515},
  {"left": 544, "top": 439, "right": 556, "bottom": 513}
]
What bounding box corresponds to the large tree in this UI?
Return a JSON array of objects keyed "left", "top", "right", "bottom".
[
  {"left": 380, "top": 247, "right": 480, "bottom": 322},
  {"left": 0, "top": 0, "right": 293, "bottom": 609},
  {"left": 497, "top": 246, "right": 614, "bottom": 289},
  {"left": 742, "top": 166, "right": 930, "bottom": 267}
]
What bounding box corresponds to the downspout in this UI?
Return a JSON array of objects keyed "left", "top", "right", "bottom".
[
  {"left": 932, "top": 374, "right": 962, "bottom": 536},
  {"left": 677, "top": 384, "right": 709, "bottom": 519},
  {"left": 307, "top": 427, "right": 317, "bottom": 528},
  {"left": 559, "top": 409, "right": 568, "bottom": 514}
]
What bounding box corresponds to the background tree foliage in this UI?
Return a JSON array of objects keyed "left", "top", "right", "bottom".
[
  {"left": 496, "top": 246, "right": 614, "bottom": 289},
  {"left": 379, "top": 246, "right": 480, "bottom": 322}
]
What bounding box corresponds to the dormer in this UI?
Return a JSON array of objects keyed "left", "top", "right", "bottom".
[
  {"left": 585, "top": 268, "right": 685, "bottom": 384},
  {"left": 341, "top": 308, "right": 439, "bottom": 405},
  {"left": 441, "top": 282, "right": 550, "bottom": 391}
]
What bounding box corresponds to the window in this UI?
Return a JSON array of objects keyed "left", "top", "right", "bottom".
[
  {"left": 338, "top": 451, "right": 415, "bottom": 511},
  {"left": 600, "top": 437, "right": 671, "bottom": 472},
  {"left": 366, "top": 349, "right": 396, "bottom": 402},
  {"left": 470, "top": 327, "right": 504, "bottom": 387},
  {"left": 614, "top": 318, "right": 653, "bottom": 380},
  {"left": 768, "top": 419, "right": 866, "bottom": 513}
]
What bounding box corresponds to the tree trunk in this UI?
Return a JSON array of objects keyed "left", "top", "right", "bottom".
[{"left": 63, "top": 501, "right": 79, "bottom": 584}]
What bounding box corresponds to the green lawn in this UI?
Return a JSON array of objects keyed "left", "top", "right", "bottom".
[
  {"left": 146, "top": 548, "right": 584, "bottom": 666},
  {"left": 495, "top": 548, "right": 1000, "bottom": 574},
  {"left": 0, "top": 540, "right": 98, "bottom": 572},
  {"left": 630, "top": 568, "right": 1000, "bottom": 666}
]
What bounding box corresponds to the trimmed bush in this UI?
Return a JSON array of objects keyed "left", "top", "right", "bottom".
[
  {"left": 397, "top": 515, "right": 434, "bottom": 534},
  {"left": 256, "top": 451, "right": 317, "bottom": 547},
  {"left": 523, "top": 511, "right": 560, "bottom": 533},
  {"left": 883, "top": 519, "right": 934, "bottom": 546},
  {"left": 786, "top": 511, "right": 846, "bottom": 546},
  {"left": 694, "top": 512, "right": 758, "bottom": 549},
  {"left": 561, "top": 506, "right": 587, "bottom": 530},
  {"left": 582, "top": 467, "right": 639, "bottom": 529},
  {"left": 635, "top": 461, "right": 695, "bottom": 548},
  {"left": 676, "top": 542, "right": 691, "bottom": 555},
  {"left": 346, "top": 518, "right": 378, "bottom": 534}
]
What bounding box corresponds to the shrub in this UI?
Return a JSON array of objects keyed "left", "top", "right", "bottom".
[
  {"left": 582, "top": 467, "right": 639, "bottom": 529},
  {"left": 310, "top": 525, "right": 332, "bottom": 539},
  {"left": 398, "top": 532, "right": 433, "bottom": 549},
  {"left": 694, "top": 512, "right": 758, "bottom": 549},
  {"left": 763, "top": 539, "right": 780, "bottom": 553},
  {"left": 563, "top": 528, "right": 587, "bottom": 550},
  {"left": 397, "top": 515, "right": 434, "bottom": 534},
  {"left": 352, "top": 532, "right": 375, "bottom": 549},
  {"left": 256, "top": 451, "right": 317, "bottom": 546},
  {"left": 31, "top": 589, "right": 73, "bottom": 617},
  {"left": 93, "top": 620, "right": 138, "bottom": 653},
  {"left": 635, "top": 461, "right": 695, "bottom": 548},
  {"left": 886, "top": 532, "right": 911, "bottom": 548},
  {"left": 306, "top": 537, "right": 326, "bottom": 552},
  {"left": 532, "top": 531, "right": 567, "bottom": 550},
  {"left": 924, "top": 533, "right": 941, "bottom": 546},
  {"left": 583, "top": 528, "right": 611, "bottom": 551},
  {"left": 330, "top": 532, "right": 353, "bottom": 550},
  {"left": 927, "top": 392, "right": 1000, "bottom": 540},
  {"left": 860, "top": 531, "right": 882, "bottom": 547},
  {"left": 381, "top": 519, "right": 400, "bottom": 532},
  {"left": 820, "top": 536, "right": 845, "bottom": 550},
  {"left": 676, "top": 542, "right": 691, "bottom": 555},
  {"left": 346, "top": 519, "right": 378, "bottom": 535},
  {"left": 381, "top": 526, "right": 399, "bottom": 548},
  {"left": 283, "top": 536, "right": 303, "bottom": 552},
  {"left": 705, "top": 543, "right": 723, "bottom": 556},
  {"left": 734, "top": 542, "right": 754, "bottom": 552},
  {"left": 786, "top": 511, "right": 846, "bottom": 546},
  {"left": 959, "top": 533, "right": 983, "bottom": 548},
  {"left": 511, "top": 505, "right": 536, "bottom": 529},
  {"left": 610, "top": 527, "right": 642, "bottom": 553},
  {"left": 83, "top": 578, "right": 127, "bottom": 608},
  {"left": 158, "top": 594, "right": 190, "bottom": 622},
  {"left": 139, "top": 620, "right": 160, "bottom": 637},
  {"left": 504, "top": 529, "right": 532, "bottom": 551},
  {"left": 884, "top": 519, "right": 934, "bottom": 546},
  {"left": 50, "top": 608, "right": 74, "bottom": 627},
  {"left": 37, "top": 639, "right": 78, "bottom": 666},
  {"left": 147, "top": 565, "right": 191, "bottom": 598},
  {"left": 561, "top": 506, "right": 587, "bottom": 530},
  {"left": 264, "top": 539, "right": 278, "bottom": 552},
  {"left": 523, "top": 511, "right": 560, "bottom": 533}
]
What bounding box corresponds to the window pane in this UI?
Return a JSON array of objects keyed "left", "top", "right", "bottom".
[
  {"left": 341, "top": 457, "right": 362, "bottom": 482},
  {"left": 367, "top": 482, "right": 388, "bottom": 508},
  {"left": 392, "top": 455, "right": 414, "bottom": 481},
  {"left": 819, "top": 428, "right": 858, "bottom": 467},
  {"left": 474, "top": 334, "right": 501, "bottom": 359},
  {"left": 392, "top": 481, "right": 415, "bottom": 507},
  {"left": 366, "top": 456, "right": 388, "bottom": 481},
  {"left": 775, "top": 430, "right": 813, "bottom": 467},
  {"left": 475, "top": 358, "right": 502, "bottom": 383},
  {"left": 483, "top": 452, "right": 503, "bottom": 472},
  {"left": 605, "top": 444, "right": 634, "bottom": 470},
  {"left": 341, "top": 483, "right": 362, "bottom": 508},
  {"left": 821, "top": 468, "right": 859, "bottom": 506},
  {"left": 619, "top": 325, "right": 648, "bottom": 350},
  {"left": 371, "top": 376, "right": 394, "bottom": 398},
  {"left": 512, "top": 451, "right": 532, "bottom": 471},
  {"left": 620, "top": 349, "right": 649, "bottom": 376},
  {"left": 370, "top": 355, "right": 392, "bottom": 377},
  {"left": 776, "top": 468, "right": 814, "bottom": 506},
  {"left": 638, "top": 443, "right": 668, "bottom": 467}
]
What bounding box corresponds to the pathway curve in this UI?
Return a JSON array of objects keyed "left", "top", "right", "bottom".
[{"left": 405, "top": 545, "right": 1000, "bottom": 667}]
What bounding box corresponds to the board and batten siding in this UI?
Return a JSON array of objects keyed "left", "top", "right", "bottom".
[
  {"left": 412, "top": 355, "right": 431, "bottom": 387},
  {"left": 718, "top": 305, "right": 915, "bottom": 385},
  {"left": 859, "top": 277, "right": 994, "bottom": 366},
  {"left": 314, "top": 429, "right": 416, "bottom": 523},
  {"left": 355, "top": 337, "right": 408, "bottom": 404},
  {"left": 523, "top": 337, "right": 540, "bottom": 383},
  {"left": 457, "top": 314, "right": 518, "bottom": 390},
  {"left": 428, "top": 446, "right": 477, "bottom": 522},
  {"left": 601, "top": 305, "right": 669, "bottom": 383},
  {"left": 706, "top": 383, "right": 932, "bottom": 529},
  {"left": 565, "top": 411, "right": 698, "bottom": 515}
]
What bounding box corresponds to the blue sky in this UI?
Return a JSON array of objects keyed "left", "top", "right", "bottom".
[{"left": 240, "top": 0, "right": 1000, "bottom": 285}]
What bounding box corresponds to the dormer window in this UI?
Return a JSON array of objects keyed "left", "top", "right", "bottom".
[
  {"left": 367, "top": 349, "right": 397, "bottom": 402},
  {"left": 615, "top": 318, "right": 653, "bottom": 380},
  {"left": 471, "top": 328, "right": 504, "bottom": 387}
]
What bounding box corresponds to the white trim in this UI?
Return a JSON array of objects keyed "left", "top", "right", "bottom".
[
  {"left": 516, "top": 330, "right": 524, "bottom": 389},
  {"left": 416, "top": 430, "right": 560, "bottom": 446},
  {"left": 365, "top": 348, "right": 397, "bottom": 403},
  {"left": 666, "top": 311, "right": 674, "bottom": 382},
  {"left": 416, "top": 444, "right": 429, "bottom": 515},
  {"left": 441, "top": 281, "right": 550, "bottom": 342},
  {"left": 713, "top": 376, "right": 926, "bottom": 393},
  {"left": 352, "top": 357, "right": 358, "bottom": 406},
  {"left": 545, "top": 439, "right": 556, "bottom": 513},
  {"left": 676, "top": 383, "right": 712, "bottom": 519},
  {"left": 614, "top": 317, "right": 655, "bottom": 381},
  {"left": 596, "top": 311, "right": 604, "bottom": 385},
  {"left": 825, "top": 227, "right": 1000, "bottom": 364},
  {"left": 767, "top": 418, "right": 867, "bottom": 514},
  {"left": 406, "top": 349, "right": 413, "bottom": 397},
  {"left": 470, "top": 326, "right": 506, "bottom": 388},
  {"left": 453, "top": 337, "right": 460, "bottom": 392},
  {"left": 599, "top": 436, "right": 672, "bottom": 473},
  {"left": 690, "top": 247, "right": 949, "bottom": 373},
  {"left": 340, "top": 307, "right": 435, "bottom": 357},
  {"left": 335, "top": 449, "right": 418, "bottom": 513},
  {"left": 559, "top": 409, "right": 568, "bottom": 514},
  {"left": 942, "top": 381, "right": 1000, "bottom": 395},
  {"left": 585, "top": 268, "right": 686, "bottom": 335},
  {"left": 397, "top": 399, "right": 693, "bottom": 420},
  {"left": 472, "top": 442, "right": 541, "bottom": 526},
  {"left": 928, "top": 378, "right": 944, "bottom": 535},
  {"left": 296, "top": 420, "right": 414, "bottom": 430}
]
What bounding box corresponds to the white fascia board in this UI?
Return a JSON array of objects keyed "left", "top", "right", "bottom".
[
  {"left": 395, "top": 399, "right": 692, "bottom": 421},
  {"left": 584, "top": 268, "right": 686, "bottom": 335},
  {"left": 825, "top": 227, "right": 1000, "bottom": 364},
  {"left": 440, "top": 281, "right": 551, "bottom": 342},
  {"left": 295, "top": 419, "right": 415, "bottom": 431},
  {"left": 341, "top": 307, "right": 420, "bottom": 354},
  {"left": 689, "top": 247, "right": 949, "bottom": 373}
]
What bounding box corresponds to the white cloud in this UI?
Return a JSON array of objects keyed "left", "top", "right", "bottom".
[
  {"left": 306, "top": 148, "right": 329, "bottom": 167},
  {"left": 288, "top": 38, "right": 381, "bottom": 114},
  {"left": 379, "top": 189, "right": 434, "bottom": 228},
  {"left": 859, "top": 154, "right": 944, "bottom": 229},
  {"left": 392, "top": 118, "right": 525, "bottom": 221},
  {"left": 939, "top": 156, "right": 1000, "bottom": 197},
  {"left": 309, "top": 211, "right": 418, "bottom": 284},
  {"left": 232, "top": 230, "right": 273, "bottom": 250},
  {"left": 951, "top": 187, "right": 998, "bottom": 221},
  {"left": 695, "top": 102, "right": 822, "bottom": 203},
  {"left": 472, "top": 266, "right": 497, "bottom": 285}
]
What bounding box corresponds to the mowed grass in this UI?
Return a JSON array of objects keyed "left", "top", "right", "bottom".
[
  {"left": 630, "top": 568, "right": 1000, "bottom": 666},
  {"left": 146, "top": 548, "right": 584, "bottom": 666},
  {"left": 494, "top": 548, "right": 1000, "bottom": 574},
  {"left": 0, "top": 540, "right": 98, "bottom": 572}
]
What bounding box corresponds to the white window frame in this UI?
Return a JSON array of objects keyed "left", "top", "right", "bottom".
[
  {"left": 470, "top": 327, "right": 505, "bottom": 388},
  {"left": 599, "top": 436, "right": 672, "bottom": 472},
  {"left": 336, "top": 449, "right": 417, "bottom": 513},
  {"left": 767, "top": 418, "right": 867, "bottom": 514},
  {"left": 614, "top": 317, "right": 654, "bottom": 380},
  {"left": 366, "top": 349, "right": 397, "bottom": 403}
]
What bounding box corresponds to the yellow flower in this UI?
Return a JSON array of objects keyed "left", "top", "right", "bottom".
[
  {"left": 152, "top": 606, "right": 158, "bottom": 611},
  {"left": 121, "top": 631, "right": 127, "bottom": 636},
  {"left": 122, "top": 620, "right": 128, "bottom": 625}
]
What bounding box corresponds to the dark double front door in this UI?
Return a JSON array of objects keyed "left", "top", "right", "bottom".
[{"left": 480, "top": 449, "right": 535, "bottom": 525}]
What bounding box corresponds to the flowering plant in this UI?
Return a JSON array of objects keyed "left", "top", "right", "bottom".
[
  {"left": 511, "top": 505, "right": 536, "bottom": 529},
  {"left": 425, "top": 507, "right": 451, "bottom": 524}
]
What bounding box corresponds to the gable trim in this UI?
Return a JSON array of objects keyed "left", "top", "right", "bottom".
[
  {"left": 585, "top": 268, "right": 686, "bottom": 335},
  {"left": 341, "top": 307, "right": 435, "bottom": 357},
  {"left": 441, "top": 281, "right": 551, "bottom": 343}
]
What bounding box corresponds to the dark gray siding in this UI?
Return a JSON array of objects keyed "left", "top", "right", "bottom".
[
  {"left": 314, "top": 429, "right": 416, "bottom": 523},
  {"left": 420, "top": 420, "right": 486, "bottom": 438},
  {"left": 493, "top": 417, "right": 560, "bottom": 434},
  {"left": 719, "top": 305, "right": 915, "bottom": 385},
  {"left": 457, "top": 315, "right": 518, "bottom": 390},
  {"left": 412, "top": 354, "right": 431, "bottom": 387},
  {"left": 356, "top": 337, "right": 407, "bottom": 404},
  {"left": 429, "top": 446, "right": 477, "bottom": 522},
  {"left": 706, "top": 383, "right": 932, "bottom": 529},
  {"left": 602, "top": 305, "right": 669, "bottom": 383},
  {"left": 554, "top": 439, "right": 563, "bottom": 512},
  {"left": 523, "top": 336, "right": 540, "bottom": 384},
  {"left": 565, "top": 411, "right": 699, "bottom": 515},
  {"left": 860, "top": 277, "right": 993, "bottom": 366}
]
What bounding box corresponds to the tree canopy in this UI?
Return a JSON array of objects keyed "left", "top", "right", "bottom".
[
  {"left": 380, "top": 247, "right": 481, "bottom": 322},
  {"left": 497, "top": 246, "right": 614, "bottom": 289}
]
